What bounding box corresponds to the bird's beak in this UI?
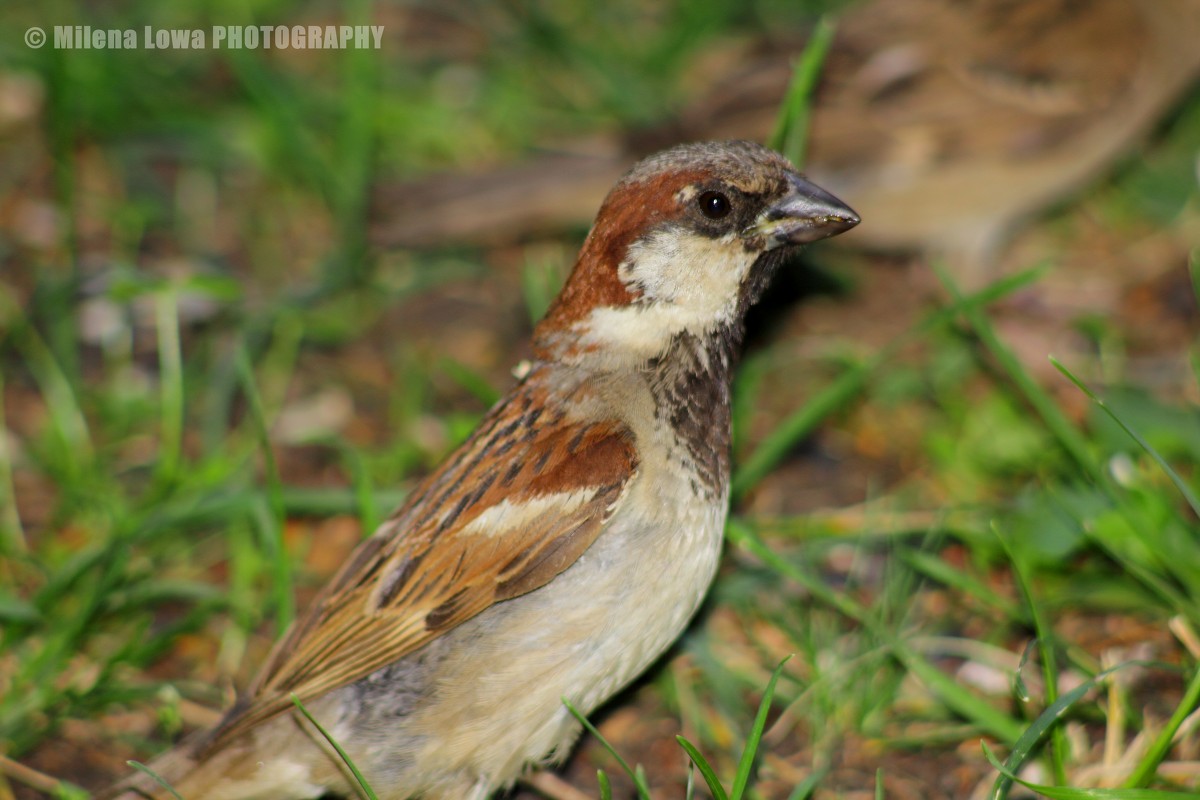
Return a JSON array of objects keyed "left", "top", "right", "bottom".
[{"left": 748, "top": 175, "right": 860, "bottom": 248}]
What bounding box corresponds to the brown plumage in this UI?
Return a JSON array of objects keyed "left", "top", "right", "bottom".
[{"left": 213, "top": 376, "right": 638, "bottom": 745}]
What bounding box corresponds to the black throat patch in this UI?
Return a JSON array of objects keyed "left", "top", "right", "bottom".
[{"left": 647, "top": 322, "right": 741, "bottom": 501}]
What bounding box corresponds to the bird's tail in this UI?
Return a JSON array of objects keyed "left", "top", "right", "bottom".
[
  {"left": 98, "top": 738, "right": 204, "bottom": 800},
  {"left": 98, "top": 732, "right": 327, "bottom": 800}
]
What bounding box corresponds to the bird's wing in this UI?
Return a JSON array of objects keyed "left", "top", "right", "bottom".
[{"left": 205, "top": 373, "right": 638, "bottom": 748}]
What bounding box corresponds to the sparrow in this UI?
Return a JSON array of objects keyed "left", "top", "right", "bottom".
[{"left": 106, "top": 140, "right": 859, "bottom": 800}]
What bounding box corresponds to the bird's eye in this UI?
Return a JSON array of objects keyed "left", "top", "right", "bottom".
[{"left": 697, "top": 191, "right": 731, "bottom": 220}]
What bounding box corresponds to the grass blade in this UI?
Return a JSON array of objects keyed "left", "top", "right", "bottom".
[
  {"left": 14, "top": 321, "right": 93, "bottom": 471},
  {"left": 994, "top": 521, "right": 1068, "bottom": 784},
  {"left": 768, "top": 15, "right": 837, "bottom": 166},
  {"left": 987, "top": 661, "right": 1159, "bottom": 800},
  {"left": 1124, "top": 661, "right": 1200, "bottom": 789},
  {"left": 236, "top": 346, "right": 293, "bottom": 633},
  {"left": 597, "top": 769, "right": 613, "bottom": 800},
  {"left": 729, "top": 521, "right": 1025, "bottom": 743},
  {"left": 564, "top": 698, "right": 653, "bottom": 799},
  {"left": 126, "top": 761, "right": 184, "bottom": 800},
  {"left": 899, "top": 550, "right": 1021, "bottom": 620},
  {"left": 1051, "top": 357, "right": 1200, "bottom": 519},
  {"left": 732, "top": 356, "right": 871, "bottom": 500},
  {"left": 931, "top": 262, "right": 1101, "bottom": 483},
  {"left": 676, "top": 735, "right": 729, "bottom": 800},
  {"left": 154, "top": 288, "right": 184, "bottom": 483},
  {"left": 984, "top": 742, "right": 1197, "bottom": 799},
  {"left": 786, "top": 769, "right": 824, "bottom": 800},
  {"left": 731, "top": 656, "right": 791, "bottom": 800},
  {"left": 291, "top": 694, "right": 378, "bottom": 800},
  {"left": 732, "top": 266, "right": 1045, "bottom": 501}
]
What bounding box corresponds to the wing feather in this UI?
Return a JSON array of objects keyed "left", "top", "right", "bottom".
[{"left": 204, "top": 371, "right": 637, "bottom": 749}]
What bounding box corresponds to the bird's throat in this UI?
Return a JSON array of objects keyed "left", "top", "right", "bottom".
[{"left": 646, "top": 323, "right": 740, "bottom": 500}]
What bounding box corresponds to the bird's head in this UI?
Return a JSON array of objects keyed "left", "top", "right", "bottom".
[{"left": 533, "top": 140, "right": 859, "bottom": 367}]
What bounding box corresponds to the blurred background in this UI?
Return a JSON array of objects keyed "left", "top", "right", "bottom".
[{"left": 1, "top": 1, "right": 1199, "bottom": 798}]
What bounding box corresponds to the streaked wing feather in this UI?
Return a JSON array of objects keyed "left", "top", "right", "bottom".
[{"left": 204, "top": 374, "right": 637, "bottom": 749}]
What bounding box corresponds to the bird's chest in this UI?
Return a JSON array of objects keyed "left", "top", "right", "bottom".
[
  {"left": 557, "top": 421, "right": 728, "bottom": 699},
  {"left": 467, "top": 420, "right": 729, "bottom": 705},
  {"left": 555, "top": 357, "right": 735, "bottom": 688}
]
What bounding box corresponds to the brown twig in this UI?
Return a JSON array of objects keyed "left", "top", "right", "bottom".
[{"left": 0, "top": 755, "right": 75, "bottom": 795}]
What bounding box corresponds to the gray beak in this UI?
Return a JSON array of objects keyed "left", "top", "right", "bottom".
[{"left": 749, "top": 175, "right": 860, "bottom": 247}]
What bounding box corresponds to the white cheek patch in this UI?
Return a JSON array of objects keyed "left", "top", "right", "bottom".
[
  {"left": 581, "top": 228, "right": 756, "bottom": 363},
  {"left": 627, "top": 227, "right": 754, "bottom": 313}
]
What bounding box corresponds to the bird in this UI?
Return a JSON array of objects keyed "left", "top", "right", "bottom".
[{"left": 105, "top": 140, "right": 859, "bottom": 800}]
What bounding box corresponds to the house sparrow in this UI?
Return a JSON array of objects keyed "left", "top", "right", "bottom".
[{"left": 107, "top": 140, "right": 858, "bottom": 800}]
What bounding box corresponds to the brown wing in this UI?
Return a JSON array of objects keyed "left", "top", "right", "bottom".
[{"left": 204, "top": 372, "right": 638, "bottom": 748}]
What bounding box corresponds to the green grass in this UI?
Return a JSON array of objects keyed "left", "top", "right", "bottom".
[{"left": 2, "top": 0, "right": 1200, "bottom": 797}]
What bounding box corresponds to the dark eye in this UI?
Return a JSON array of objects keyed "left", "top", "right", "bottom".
[{"left": 697, "top": 190, "right": 731, "bottom": 220}]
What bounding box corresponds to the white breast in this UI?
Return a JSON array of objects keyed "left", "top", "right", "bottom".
[{"left": 391, "top": 431, "right": 727, "bottom": 791}]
